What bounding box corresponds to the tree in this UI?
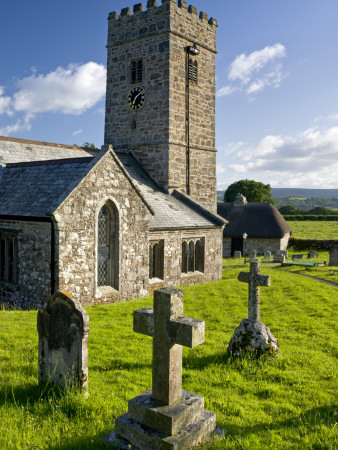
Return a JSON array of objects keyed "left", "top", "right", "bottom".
[
  {"left": 278, "top": 205, "right": 302, "bottom": 215},
  {"left": 223, "top": 179, "right": 275, "bottom": 204},
  {"left": 82, "top": 142, "right": 97, "bottom": 149}
]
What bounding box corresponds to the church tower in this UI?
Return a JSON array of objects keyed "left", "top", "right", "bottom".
[{"left": 104, "top": 0, "right": 218, "bottom": 212}]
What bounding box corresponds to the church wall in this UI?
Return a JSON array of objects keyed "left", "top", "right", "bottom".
[
  {"left": 148, "top": 226, "right": 223, "bottom": 290},
  {"left": 53, "top": 151, "right": 152, "bottom": 306},
  {"left": 0, "top": 219, "right": 51, "bottom": 307},
  {"left": 222, "top": 235, "right": 291, "bottom": 257}
]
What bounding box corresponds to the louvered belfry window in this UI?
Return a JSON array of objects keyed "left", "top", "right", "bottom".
[
  {"left": 98, "top": 206, "right": 111, "bottom": 286},
  {"left": 131, "top": 59, "right": 143, "bottom": 83},
  {"left": 188, "top": 59, "right": 198, "bottom": 84}
]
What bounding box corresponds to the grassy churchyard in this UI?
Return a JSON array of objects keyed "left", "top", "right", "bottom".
[
  {"left": 289, "top": 220, "right": 338, "bottom": 240},
  {"left": 0, "top": 251, "right": 337, "bottom": 449}
]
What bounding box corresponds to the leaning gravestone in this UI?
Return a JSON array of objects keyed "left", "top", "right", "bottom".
[
  {"left": 249, "top": 249, "right": 257, "bottom": 259},
  {"left": 329, "top": 246, "right": 338, "bottom": 266},
  {"left": 234, "top": 250, "right": 241, "bottom": 259},
  {"left": 227, "top": 260, "right": 279, "bottom": 355},
  {"left": 264, "top": 250, "right": 271, "bottom": 259},
  {"left": 37, "top": 292, "right": 89, "bottom": 394},
  {"left": 104, "top": 288, "right": 217, "bottom": 449}
]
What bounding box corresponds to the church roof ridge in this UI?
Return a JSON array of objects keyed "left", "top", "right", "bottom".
[
  {"left": 0, "top": 135, "right": 100, "bottom": 152},
  {"left": 6, "top": 157, "right": 94, "bottom": 169}
]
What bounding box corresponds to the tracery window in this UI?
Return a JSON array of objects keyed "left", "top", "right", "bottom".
[
  {"left": 149, "top": 240, "right": 164, "bottom": 280},
  {"left": 97, "top": 203, "right": 119, "bottom": 289},
  {"left": 181, "top": 237, "right": 205, "bottom": 274},
  {"left": 131, "top": 59, "right": 143, "bottom": 84},
  {"left": 0, "top": 231, "right": 18, "bottom": 284}
]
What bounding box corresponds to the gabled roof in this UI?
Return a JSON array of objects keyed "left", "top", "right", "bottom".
[
  {"left": 0, "top": 136, "right": 99, "bottom": 164},
  {"left": 116, "top": 152, "right": 225, "bottom": 230},
  {"left": 217, "top": 201, "right": 292, "bottom": 238},
  {"left": 0, "top": 157, "right": 95, "bottom": 217}
]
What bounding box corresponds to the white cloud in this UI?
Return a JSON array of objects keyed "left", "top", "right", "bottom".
[
  {"left": 217, "top": 44, "right": 287, "bottom": 99},
  {"left": 13, "top": 62, "right": 106, "bottom": 115},
  {"left": 73, "top": 129, "right": 83, "bottom": 136},
  {"left": 218, "top": 122, "right": 338, "bottom": 188},
  {"left": 216, "top": 164, "right": 226, "bottom": 174},
  {"left": 229, "top": 44, "right": 286, "bottom": 83},
  {"left": 0, "top": 86, "right": 12, "bottom": 115},
  {"left": 0, "top": 118, "right": 31, "bottom": 136}
]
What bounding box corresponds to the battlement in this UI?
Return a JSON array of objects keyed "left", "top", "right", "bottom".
[{"left": 108, "top": 1, "right": 217, "bottom": 29}]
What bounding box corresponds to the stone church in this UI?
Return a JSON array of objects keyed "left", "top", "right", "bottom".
[{"left": 0, "top": 1, "right": 226, "bottom": 307}]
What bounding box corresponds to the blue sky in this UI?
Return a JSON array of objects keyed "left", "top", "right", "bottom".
[{"left": 1, "top": 0, "right": 338, "bottom": 189}]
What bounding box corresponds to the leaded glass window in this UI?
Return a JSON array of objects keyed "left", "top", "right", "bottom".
[{"left": 98, "top": 206, "right": 110, "bottom": 286}]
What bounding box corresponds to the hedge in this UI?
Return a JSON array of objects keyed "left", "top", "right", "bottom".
[
  {"left": 283, "top": 215, "right": 338, "bottom": 221},
  {"left": 289, "top": 238, "right": 338, "bottom": 250}
]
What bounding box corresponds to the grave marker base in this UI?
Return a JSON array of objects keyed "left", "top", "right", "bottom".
[{"left": 105, "top": 390, "right": 216, "bottom": 449}]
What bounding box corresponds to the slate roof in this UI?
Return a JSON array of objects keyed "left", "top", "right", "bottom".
[
  {"left": 217, "top": 201, "right": 292, "bottom": 238},
  {"left": 0, "top": 136, "right": 99, "bottom": 164},
  {"left": 116, "top": 152, "right": 225, "bottom": 230},
  {"left": 0, "top": 158, "right": 94, "bottom": 217}
]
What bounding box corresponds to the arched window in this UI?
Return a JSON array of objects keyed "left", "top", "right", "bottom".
[
  {"left": 181, "top": 237, "right": 205, "bottom": 274},
  {"left": 97, "top": 203, "right": 119, "bottom": 289},
  {"left": 181, "top": 241, "right": 188, "bottom": 273},
  {"left": 149, "top": 240, "right": 164, "bottom": 280}
]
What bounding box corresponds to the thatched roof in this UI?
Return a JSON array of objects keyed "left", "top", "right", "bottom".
[{"left": 217, "top": 196, "right": 292, "bottom": 239}]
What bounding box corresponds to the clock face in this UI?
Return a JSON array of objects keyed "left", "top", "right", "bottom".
[{"left": 128, "top": 86, "right": 146, "bottom": 111}]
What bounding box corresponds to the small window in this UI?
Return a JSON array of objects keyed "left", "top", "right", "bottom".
[
  {"left": 0, "top": 231, "right": 18, "bottom": 284},
  {"left": 188, "top": 59, "right": 198, "bottom": 84},
  {"left": 131, "top": 59, "right": 143, "bottom": 84},
  {"left": 149, "top": 240, "right": 164, "bottom": 280},
  {"left": 181, "top": 238, "right": 205, "bottom": 274}
]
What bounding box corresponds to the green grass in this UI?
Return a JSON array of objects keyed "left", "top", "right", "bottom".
[
  {"left": 1, "top": 261, "right": 337, "bottom": 449},
  {"left": 290, "top": 220, "right": 338, "bottom": 239}
]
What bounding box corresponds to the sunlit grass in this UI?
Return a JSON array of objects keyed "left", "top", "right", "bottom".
[
  {"left": 0, "top": 260, "right": 337, "bottom": 448},
  {"left": 290, "top": 220, "right": 338, "bottom": 239}
]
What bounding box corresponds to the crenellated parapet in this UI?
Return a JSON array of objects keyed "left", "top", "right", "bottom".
[{"left": 107, "top": 1, "right": 217, "bottom": 51}]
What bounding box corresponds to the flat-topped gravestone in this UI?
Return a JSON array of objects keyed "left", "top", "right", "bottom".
[
  {"left": 227, "top": 260, "right": 279, "bottom": 355},
  {"left": 273, "top": 254, "right": 285, "bottom": 264},
  {"left": 104, "top": 288, "right": 217, "bottom": 449},
  {"left": 37, "top": 292, "right": 89, "bottom": 394},
  {"left": 264, "top": 250, "right": 271, "bottom": 259},
  {"left": 329, "top": 246, "right": 338, "bottom": 266},
  {"left": 234, "top": 250, "right": 241, "bottom": 259},
  {"left": 249, "top": 249, "right": 257, "bottom": 259},
  {"left": 277, "top": 250, "right": 288, "bottom": 258}
]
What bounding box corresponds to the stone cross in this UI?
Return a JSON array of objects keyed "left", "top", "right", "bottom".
[
  {"left": 133, "top": 287, "right": 204, "bottom": 405},
  {"left": 238, "top": 260, "right": 270, "bottom": 322}
]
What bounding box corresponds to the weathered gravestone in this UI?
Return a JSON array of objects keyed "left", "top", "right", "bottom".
[
  {"left": 329, "top": 246, "right": 338, "bottom": 266},
  {"left": 104, "top": 288, "right": 217, "bottom": 449},
  {"left": 234, "top": 250, "right": 241, "bottom": 259},
  {"left": 277, "top": 250, "right": 288, "bottom": 258},
  {"left": 308, "top": 250, "right": 319, "bottom": 259},
  {"left": 264, "top": 250, "right": 271, "bottom": 259},
  {"left": 37, "top": 292, "right": 89, "bottom": 394},
  {"left": 273, "top": 254, "right": 285, "bottom": 264},
  {"left": 249, "top": 249, "right": 257, "bottom": 259},
  {"left": 227, "top": 260, "right": 279, "bottom": 355}
]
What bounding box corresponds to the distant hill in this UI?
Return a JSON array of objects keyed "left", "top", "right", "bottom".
[
  {"left": 217, "top": 188, "right": 338, "bottom": 210},
  {"left": 217, "top": 188, "right": 338, "bottom": 201},
  {"left": 270, "top": 188, "right": 338, "bottom": 198}
]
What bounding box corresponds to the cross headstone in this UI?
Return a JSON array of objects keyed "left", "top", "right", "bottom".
[
  {"left": 106, "top": 288, "right": 217, "bottom": 448},
  {"left": 134, "top": 288, "right": 204, "bottom": 404},
  {"left": 228, "top": 260, "right": 279, "bottom": 355},
  {"left": 37, "top": 292, "right": 89, "bottom": 394},
  {"left": 234, "top": 250, "right": 241, "bottom": 259},
  {"left": 238, "top": 260, "right": 270, "bottom": 322}
]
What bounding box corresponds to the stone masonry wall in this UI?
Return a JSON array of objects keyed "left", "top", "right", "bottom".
[
  {"left": 104, "top": 0, "right": 217, "bottom": 212},
  {"left": 222, "top": 234, "right": 290, "bottom": 257},
  {"left": 53, "top": 151, "right": 152, "bottom": 306},
  {"left": 0, "top": 220, "right": 52, "bottom": 307},
  {"left": 149, "top": 226, "right": 223, "bottom": 291}
]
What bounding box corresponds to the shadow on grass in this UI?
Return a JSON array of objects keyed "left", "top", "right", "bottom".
[
  {"left": 0, "top": 382, "right": 73, "bottom": 407},
  {"left": 90, "top": 358, "right": 151, "bottom": 372},
  {"left": 223, "top": 404, "right": 337, "bottom": 438}
]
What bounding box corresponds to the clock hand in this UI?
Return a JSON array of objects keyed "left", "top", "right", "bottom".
[{"left": 133, "top": 91, "right": 143, "bottom": 105}]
